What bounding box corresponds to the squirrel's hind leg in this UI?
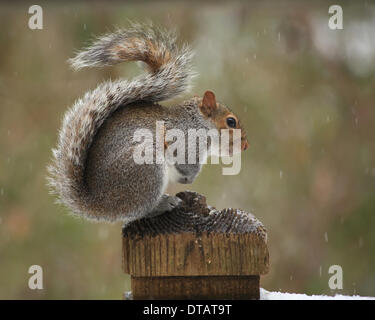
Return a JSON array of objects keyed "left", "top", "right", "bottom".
[{"left": 145, "top": 194, "right": 182, "bottom": 218}]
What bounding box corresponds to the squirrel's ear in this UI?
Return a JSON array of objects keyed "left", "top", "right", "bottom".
[{"left": 199, "top": 90, "right": 217, "bottom": 117}]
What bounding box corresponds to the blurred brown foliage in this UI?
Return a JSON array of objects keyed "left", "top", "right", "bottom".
[{"left": 0, "top": 1, "right": 374, "bottom": 299}]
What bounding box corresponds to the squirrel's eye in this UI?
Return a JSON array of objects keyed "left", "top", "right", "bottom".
[{"left": 226, "top": 117, "right": 237, "bottom": 128}]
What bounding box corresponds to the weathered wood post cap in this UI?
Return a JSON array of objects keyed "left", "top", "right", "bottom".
[{"left": 122, "top": 191, "right": 269, "bottom": 299}]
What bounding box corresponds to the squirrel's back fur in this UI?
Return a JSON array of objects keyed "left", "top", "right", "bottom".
[{"left": 47, "top": 23, "right": 194, "bottom": 220}]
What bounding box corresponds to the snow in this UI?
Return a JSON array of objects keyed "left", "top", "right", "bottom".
[
  {"left": 260, "top": 288, "right": 375, "bottom": 300},
  {"left": 124, "top": 289, "right": 374, "bottom": 300}
]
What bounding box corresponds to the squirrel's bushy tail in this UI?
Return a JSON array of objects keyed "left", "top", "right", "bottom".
[{"left": 47, "top": 23, "right": 194, "bottom": 217}]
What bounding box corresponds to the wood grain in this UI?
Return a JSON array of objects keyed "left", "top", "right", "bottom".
[
  {"left": 131, "top": 275, "right": 260, "bottom": 300},
  {"left": 122, "top": 191, "right": 269, "bottom": 299}
]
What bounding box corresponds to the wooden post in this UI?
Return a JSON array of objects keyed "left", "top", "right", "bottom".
[{"left": 122, "top": 191, "right": 269, "bottom": 300}]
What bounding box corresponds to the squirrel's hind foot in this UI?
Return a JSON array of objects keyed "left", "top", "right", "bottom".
[{"left": 146, "top": 194, "right": 182, "bottom": 218}]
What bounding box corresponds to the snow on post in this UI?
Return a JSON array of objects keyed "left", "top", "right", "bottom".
[{"left": 122, "top": 191, "right": 269, "bottom": 299}]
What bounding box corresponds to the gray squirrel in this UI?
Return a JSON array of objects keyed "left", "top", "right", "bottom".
[{"left": 47, "top": 23, "right": 249, "bottom": 224}]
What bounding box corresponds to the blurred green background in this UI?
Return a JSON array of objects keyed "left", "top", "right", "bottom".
[{"left": 1, "top": 0, "right": 375, "bottom": 299}]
